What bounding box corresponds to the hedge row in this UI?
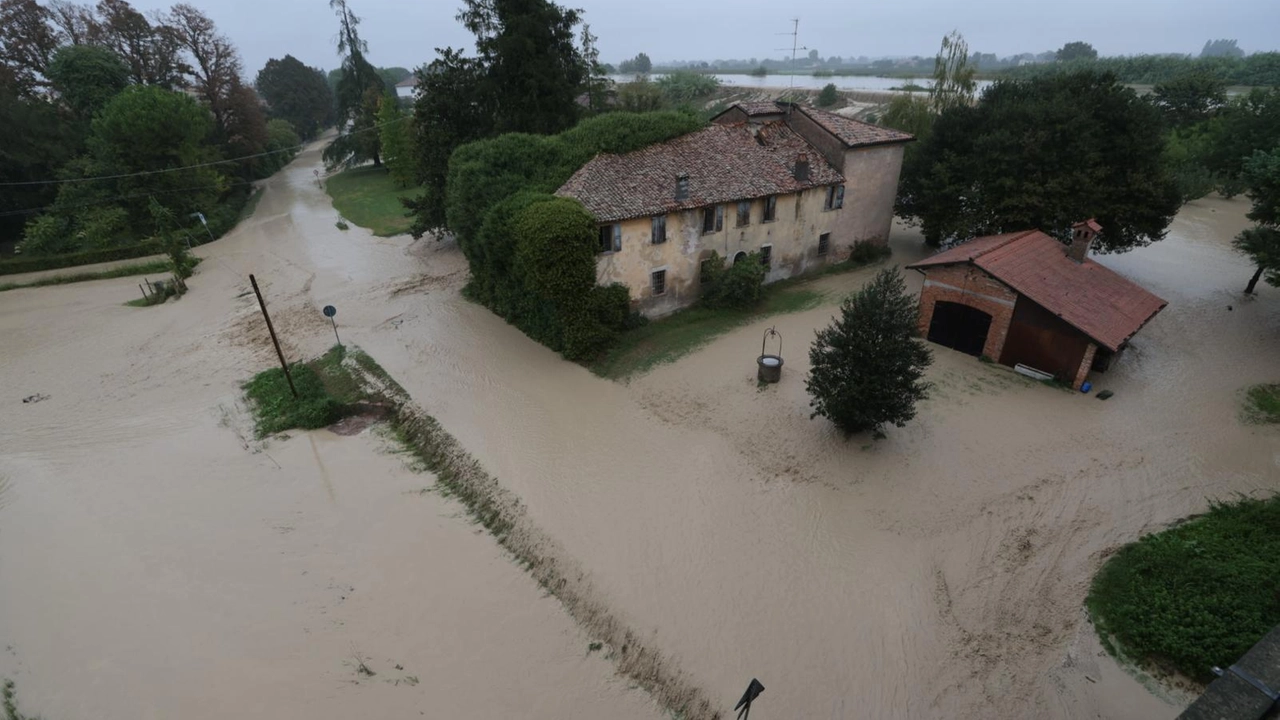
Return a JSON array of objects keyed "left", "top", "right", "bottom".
[{"left": 0, "top": 241, "right": 162, "bottom": 276}]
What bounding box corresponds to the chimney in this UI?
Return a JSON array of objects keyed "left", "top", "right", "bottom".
[
  {"left": 794, "top": 152, "right": 810, "bottom": 181},
  {"left": 675, "top": 174, "right": 690, "bottom": 201},
  {"left": 1067, "top": 219, "right": 1100, "bottom": 263}
]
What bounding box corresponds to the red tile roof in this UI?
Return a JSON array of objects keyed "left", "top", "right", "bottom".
[
  {"left": 908, "top": 230, "right": 1167, "bottom": 351},
  {"left": 556, "top": 121, "right": 843, "bottom": 223},
  {"left": 792, "top": 104, "right": 915, "bottom": 148},
  {"left": 737, "top": 101, "right": 787, "bottom": 116},
  {"left": 713, "top": 102, "right": 915, "bottom": 148}
]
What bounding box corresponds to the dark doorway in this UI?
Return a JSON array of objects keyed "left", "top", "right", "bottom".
[
  {"left": 733, "top": 251, "right": 748, "bottom": 265},
  {"left": 927, "top": 301, "right": 992, "bottom": 357}
]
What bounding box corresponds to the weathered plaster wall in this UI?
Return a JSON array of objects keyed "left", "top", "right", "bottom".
[
  {"left": 840, "top": 144, "right": 905, "bottom": 246},
  {"left": 596, "top": 189, "right": 847, "bottom": 317},
  {"left": 783, "top": 110, "right": 847, "bottom": 171}
]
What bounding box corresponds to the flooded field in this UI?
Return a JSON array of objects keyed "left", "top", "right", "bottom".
[{"left": 2, "top": 139, "right": 1277, "bottom": 719}]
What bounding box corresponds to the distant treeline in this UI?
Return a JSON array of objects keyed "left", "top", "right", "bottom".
[{"left": 1001, "top": 53, "right": 1280, "bottom": 87}]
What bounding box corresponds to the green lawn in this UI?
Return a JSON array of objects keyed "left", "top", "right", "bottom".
[
  {"left": 1087, "top": 495, "right": 1280, "bottom": 683},
  {"left": 325, "top": 166, "right": 418, "bottom": 237},
  {"left": 1243, "top": 383, "right": 1280, "bottom": 423}
]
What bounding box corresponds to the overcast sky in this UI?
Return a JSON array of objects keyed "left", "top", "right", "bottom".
[{"left": 119, "top": 0, "right": 1280, "bottom": 76}]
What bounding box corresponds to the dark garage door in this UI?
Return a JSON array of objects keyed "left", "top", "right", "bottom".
[{"left": 927, "top": 301, "right": 992, "bottom": 357}]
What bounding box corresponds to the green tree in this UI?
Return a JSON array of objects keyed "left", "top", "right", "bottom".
[
  {"left": 405, "top": 49, "right": 494, "bottom": 235},
  {"left": 91, "top": 0, "right": 186, "bottom": 88},
  {"left": 24, "top": 84, "right": 224, "bottom": 253},
  {"left": 898, "top": 71, "right": 1181, "bottom": 251},
  {"left": 324, "top": 0, "right": 386, "bottom": 168},
  {"left": 375, "top": 66, "right": 410, "bottom": 87},
  {"left": 255, "top": 54, "right": 334, "bottom": 140},
  {"left": 459, "top": 0, "right": 586, "bottom": 135},
  {"left": 579, "top": 23, "right": 609, "bottom": 114},
  {"left": 1234, "top": 147, "right": 1280, "bottom": 294},
  {"left": 1153, "top": 70, "right": 1227, "bottom": 127},
  {"left": 377, "top": 92, "right": 414, "bottom": 187},
  {"left": 257, "top": 117, "right": 301, "bottom": 176},
  {"left": 817, "top": 82, "right": 838, "bottom": 107},
  {"left": 1201, "top": 88, "right": 1280, "bottom": 193},
  {"left": 148, "top": 196, "right": 195, "bottom": 279},
  {"left": 46, "top": 44, "right": 130, "bottom": 119},
  {"left": 806, "top": 268, "right": 932, "bottom": 437},
  {"left": 618, "top": 52, "right": 651, "bottom": 75},
  {"left": 0, "top": 84, "right": 78, "bottom": 244},
  {"left": 1056, "top": 41, "right": 1098, "bottom": 62}
]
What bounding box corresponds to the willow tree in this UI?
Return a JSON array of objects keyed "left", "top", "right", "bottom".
[{"left": 930, "top": 30, "right": 976, "bottom": 114}]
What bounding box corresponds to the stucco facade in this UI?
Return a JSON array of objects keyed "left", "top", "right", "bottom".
[
  {"left": 558, "top": 101, "right": 913, "bottom": 318},
  {"left": 593, "top": 142, "right": 906, "bottom": 318}
]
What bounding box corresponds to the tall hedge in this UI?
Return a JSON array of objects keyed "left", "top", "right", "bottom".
[{"left": 445, "top": 111, "right": 705, "bottom": 359}]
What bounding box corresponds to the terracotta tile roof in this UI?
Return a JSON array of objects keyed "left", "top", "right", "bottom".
[
  {"left": 737, "top": 101, "right": 787, "bottom": 116},
  {"left": 556, "top": 121, "right": 843, "bottom": 223},
  {"left": 908, "top": 230, "right": 1167, "bottom": 351},
  {"left": 792, "top": 104, "right": 915, "bottom": 147}
]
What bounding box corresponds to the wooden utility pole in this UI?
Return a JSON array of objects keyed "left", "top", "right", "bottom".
[{"left": 249, "top": 273, "right": 297, "bottom": 398}]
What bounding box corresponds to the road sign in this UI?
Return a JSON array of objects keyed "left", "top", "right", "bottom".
[{"left": 323, "top": 305, "right": 337, "bottom": 318}]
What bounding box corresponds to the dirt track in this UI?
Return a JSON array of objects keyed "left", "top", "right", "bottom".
[{"left": 1, "top": 138, "right": 1277, "bottom": 719}]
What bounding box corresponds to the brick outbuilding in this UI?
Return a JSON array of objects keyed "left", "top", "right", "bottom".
[{"left": 906, "top": 222, "right": 1167, "bottom": 390}]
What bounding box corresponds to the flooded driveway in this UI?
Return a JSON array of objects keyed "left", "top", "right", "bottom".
[{"left": 2, "top": 139, "right": 1277, "bottom": 719}]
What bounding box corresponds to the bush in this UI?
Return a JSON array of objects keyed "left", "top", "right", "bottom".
[
  {"left": 847, "top": 240, "right": 892, "bottom": 266},
  {"left": 1087, "top": 495, "right": 1280, "bottom": 682},
  {"left": 806, "top": 268, "right": 932, "bottom": 436},
  {"left": 817, "top": 83, "right": 839, "bottom": 107},
  {"left": 700, "top": 251, "right": 766, "bottom": 310}
]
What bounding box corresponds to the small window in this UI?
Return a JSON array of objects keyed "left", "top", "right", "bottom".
[
  {"left": 651, "top": 269, "right": 666, "bottom": 296},
  {"left": 818, "top": 232, "right": 830, "bottom": 256},
  {"left": 824, "top": 185, "right": 845, "bottom": 210},
  {"left": 702, "top": 206, "right": 723, "bottom": 234},
  {"left": 763, "top": 195, "right": 777, "bottom": 222},
  {"left": 599, "top": 224, "right": 621, "bottom": 253},
  {"left": 736, "top": 201, "right": 751, "bottom": 227},
  {"left": 760, "top": 245, "right": 772, "bottom": 268},
  {"left": 651, "top": 215, "right": 666, "bottom": 244}
]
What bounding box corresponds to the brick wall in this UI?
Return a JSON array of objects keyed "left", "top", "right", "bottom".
[
  {"left": 917, "top": 263, "right": 1017, "bottom": 360},
  {"left": 1072, "top": 343, "right": 1098, "bottom": 390}
]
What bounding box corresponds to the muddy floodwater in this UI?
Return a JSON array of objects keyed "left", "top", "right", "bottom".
[{"left": 2, "top": 138, "right": 1278, "bottom": 719}]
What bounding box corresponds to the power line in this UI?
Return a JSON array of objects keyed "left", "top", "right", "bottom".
[
  {"left": 0, "top": 177, "right": 264, "bottom": 218},
  {"left": 0, "top": 116, "right": 409, "bottom": 188}
]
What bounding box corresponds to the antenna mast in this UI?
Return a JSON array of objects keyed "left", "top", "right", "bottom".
[{"left": 774, "top": 18, "right": 807, "bottom": 94}]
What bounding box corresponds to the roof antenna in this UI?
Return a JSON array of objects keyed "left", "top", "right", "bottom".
[{"left": 774, "top": 18, "right": 807, "bottom": 111}]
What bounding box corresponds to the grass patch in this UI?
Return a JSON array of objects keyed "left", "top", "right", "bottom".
[
  {"left": 1243, "top": 383, "right": 1280, "bottom": 423},
  {"left": 0, "top": 258, "right": 183, "bottom": 292},
  {"left": 325, "top": 166, "right": 417, "bottom": 236},
  {"left": 1086, "top": 495, "right": 1280, "bottom": 683},
  {"left": 242, "top": 345, "right": 375, "bottom": 438},
  {"left": 588, "top": 250, "right": 888, "bottom": 380}
]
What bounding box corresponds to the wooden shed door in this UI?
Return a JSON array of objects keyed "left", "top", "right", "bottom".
[{"left": 927, "top": 301, "right": 992, "bottom": 357}]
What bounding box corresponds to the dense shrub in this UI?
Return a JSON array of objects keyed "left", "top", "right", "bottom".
[
  {"left": 700, "top": 251, "right": 766, "bottom": 310},
  {"left": 847, "top": 240, "right": 892, "bottom": 266},
  {"left": 1087, "top": 495, "right": 1280, "bottom": 682},
  {"left": 817, "top": 83, "right": 839, "bottom": 107}
]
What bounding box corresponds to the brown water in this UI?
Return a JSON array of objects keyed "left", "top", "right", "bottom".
[{"left": 2, "top": 139, "right": 1277, "bottom": 719}]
